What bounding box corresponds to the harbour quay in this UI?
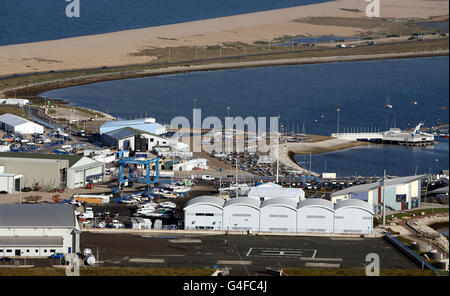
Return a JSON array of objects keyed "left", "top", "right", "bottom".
[{"left": 331, "top": 123, "right": 436, "bottom": 146}]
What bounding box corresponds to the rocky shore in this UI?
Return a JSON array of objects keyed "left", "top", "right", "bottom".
[{"left": 407, "top": 213, "right": 449, "bottom": 254}]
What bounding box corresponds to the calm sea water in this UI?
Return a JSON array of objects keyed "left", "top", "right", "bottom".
[
  {"left": 0, "top": 0, "right": 329, "bottom": 46},
  {"left": 42, "top": 56, "right": 449, "bottom": 176}
]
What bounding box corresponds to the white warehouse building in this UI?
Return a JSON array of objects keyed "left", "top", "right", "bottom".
[
  {"left": 260, "top": 198, "right": 298, "bottom": 232},
  {"left": 297, "top": 199, "right": 335, "bottom": 234},
  {"left": 184, "top": 196, "right": 374, "bottom": 234},
  {"left": 184, "top": 196, "right": 225, "bottom": 230},
  {"left": 0, "top": 113, "right": 44, "bottom": 134},
  {"left": 334, "top": 199, "right": 374, "bottom": 235},
  {"left": 223, "top": 198, "right": 261, "bottom": 231},
  {"left": 0, "top": 204, "right": 80, "bottom": 257}
]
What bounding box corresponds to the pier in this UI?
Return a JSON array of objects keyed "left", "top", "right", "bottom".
[{"left": 331, "top": 123, "right": 436, "bottom": 146}]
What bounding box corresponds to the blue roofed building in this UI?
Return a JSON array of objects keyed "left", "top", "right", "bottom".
[{"left": 99, "top": 117, "right": 166, "bottom": 135}]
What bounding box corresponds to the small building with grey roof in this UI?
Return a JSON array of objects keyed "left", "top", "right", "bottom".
[
  {"left": 0, "top": 204, "right": 80, "bottom": 257},
  {"left": 0, "top": 113, "right": 44, "bottom": 134}
]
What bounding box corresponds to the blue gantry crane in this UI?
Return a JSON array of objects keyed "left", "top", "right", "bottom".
[{"left": 117, "top": 156, "right": 160, "bottom": 189}]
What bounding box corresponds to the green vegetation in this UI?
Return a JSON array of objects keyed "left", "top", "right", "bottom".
[
  {"left": 0, "top": 106, "right": 26, "bottom": 117},
  {"left": 284, "top": 268, "right": 436, "bottom": 276},
  {"left": 376, "top": 207, "right": 449, "bottom": 224},
  {"left": 396, "top": 235, "right": 414, "bottom": 246},
  {"left": 0, "top": 267, "right": 215, "bottom": 276}
]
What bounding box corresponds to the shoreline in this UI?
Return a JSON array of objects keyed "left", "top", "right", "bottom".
[
  {"left": 3, "top": 49, "right": 448, "bottom": 100},
  {"left": 2, "top": 50, "right": 447, "bottom": 177},
  {"left": 0, "top": 0, "right": 447, "bottom": 76},
  {"left": 2, "top": 51, "right": 447, "bottom": 177}
]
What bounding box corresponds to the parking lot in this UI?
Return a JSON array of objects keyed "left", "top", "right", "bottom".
[{"left": 78, "top": 232, "right": 419, "bottom": 275}]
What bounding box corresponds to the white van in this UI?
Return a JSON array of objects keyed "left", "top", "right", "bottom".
[{"left": 201, "top": 175, "right": 215, "bottom": 181}]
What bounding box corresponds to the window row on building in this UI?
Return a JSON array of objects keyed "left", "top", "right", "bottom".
[{"left": 184, "top": 196, "right": 374, "bottom": 234}]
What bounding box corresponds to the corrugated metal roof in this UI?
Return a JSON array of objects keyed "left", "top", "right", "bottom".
[
  {"left": 428, "top": 186, "right": 449, "bottom": 195},
  {"left": 0, "top": 236, "right": 63, "bottom": 246},
  {"left": 104, "top": 127, "right": 162, "bottom": 140},
  {"left": 0, "top": 204, "right": 76, "bottom": 228},
  {"left": 334, "top": 199, "right": 373, "bottom": 213},
  {"left": 330, "top": 175, "right": 424, "bottom": 197},
  {"left": 100, "top": 119, "right": 165, "bottom": 135},
  {"left": 298, "top": 198, "right": 334, "bottom": 210},
  {"left": 224, "top": 197, "right": 261, "bottom": 209},
  {"left": 260, "top": 197, "right": 298, "bottom": 209},
  {"left": 184, "top": 196, "right": 225, "bottom": 209},
  {"left": 0, "top": 152, "right": 83, "bottom": 168},
  {"left": 248, "top": 187, "right": 305, "bottom": 200},
  {"left": 102, "top": 118, "right": 155, "bottom": 127},
  {"left": 0, "top": 113, "right": 29, "bottom": 127},
  {"left": 103, "top": 127, "right": 137, "bottom": 140}
]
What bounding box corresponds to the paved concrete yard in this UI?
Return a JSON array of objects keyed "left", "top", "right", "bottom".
[{"left": 80, "top": 232, "right": 420, "bottom": 275}]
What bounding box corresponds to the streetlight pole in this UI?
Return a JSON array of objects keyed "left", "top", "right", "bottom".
[
  {"left": 382, "top": 169, "right": 387, "bottom": 225},
  {"left": 336, "top": 106, "right": 340, "bottom": 134}
]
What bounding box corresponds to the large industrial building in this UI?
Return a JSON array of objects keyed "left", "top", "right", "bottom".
[
  {"left": 0, "top": 204, "right": 80, "bottom": 257},
  {"left": 0, "top": 153, "right": 105, "bottom": 189},
  {"left": 184, "top": 196, "right": 374, "bottom": 234},
  {"left": 102, "top": 127, "right": 188, "bottom": 152},
  {"left": 0, "top": 113, "right": 44, "bottom": 134},
  {"left": 330, "top": 175, "right": 423, "bottom": 213},
  {"left": 99, "top": 117, "right": 166, "bottom": 135}
]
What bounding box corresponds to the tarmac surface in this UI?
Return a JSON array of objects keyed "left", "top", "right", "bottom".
[{"left": 79, "top": 232, "right": 419, "bottom": 275}]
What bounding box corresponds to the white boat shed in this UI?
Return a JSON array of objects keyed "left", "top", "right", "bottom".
[
  {"left": 297, "top": 199, "right": 335, "bottom": 234},
  {"left": 184, "top": 196, "right": 225, "bottom": 230},
  {"left": 184, "top": 196, "right": 374, "bottom": 234},
  {"left": 0, "top": 204, "right": 80, "bottom": 257},
  {"left": 334, "top": 199, "right": 374, "bottom": 235},
  {"left": 260, "top": 198, "right": 298, "bottom": 232},
  {"left": 0, "top": 113, "right": 44, "bottom": 135},
  {"left": 223, "top": 197, "right": 261, "bottom": 231}
]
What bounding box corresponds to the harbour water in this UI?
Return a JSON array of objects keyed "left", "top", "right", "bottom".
[
  {"left": 1, "top": 0, "right": 330, "bottom": 46},
  {"left": 42, "top": 56, "right": 449, "bottom": 176}
]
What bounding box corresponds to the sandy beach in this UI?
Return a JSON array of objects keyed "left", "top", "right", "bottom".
[{"left": 0, "top": 0, "right": 447, "bottom": 76}]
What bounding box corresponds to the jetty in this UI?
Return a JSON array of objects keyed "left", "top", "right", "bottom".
[{"left": 331, "top": 123, "right": 435, "bottom": 146}]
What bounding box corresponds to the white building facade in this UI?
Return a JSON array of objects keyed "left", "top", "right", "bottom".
[
  {"left": 223, "top": 198, "right": 261, "bottom": 231},
  {"left": 334, "top": 200, "right": 374, "bottom": 234},
  {"left": 0, "top": 113, "right": 44, "bottom": 134},
  {"left": 260, "top": 198, "right": 298, "bottom": 232},
  {"left": 0, "top": 204, "right": 80, "bottom": 257},
  {"left": 184, "top": 196, "right": 225, "bottom": 230},
  {"left": 297, "top": 199, "right": 334, "bottom": 233},
  {"left": 184, "top": 196, "right": 374, "bottom": 234}
]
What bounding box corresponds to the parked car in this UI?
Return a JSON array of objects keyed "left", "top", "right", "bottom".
[
  {"left": 0, "top": 257, "right": 14, "bottom": 262},
  {"left": 49, "top": 253, "right": 65, "bottom": 259}
]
